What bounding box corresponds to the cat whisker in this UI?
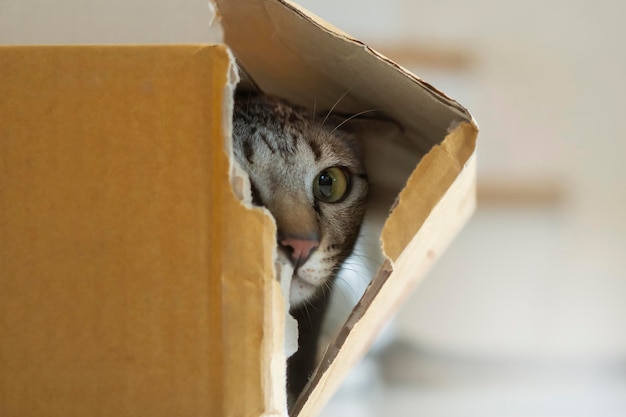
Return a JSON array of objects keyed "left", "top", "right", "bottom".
[
  {"left": 300, "top": 299, "right": 315, "bottom": 331},
  {"left": 330, "top": 109, "right": 380, "bottom": 135},
  {"left": 346, "top": 247, "right": 383, "bottom": 258},
  {"left": 335, "top": 276, "right": 365, "bottom": 300},
  {"left": 337, "top": 266, "right": 372, "bottom": 284},
  {"left": 336, "top": 273, "right": 367, "bottom": 288},
  {"left": 233, "top": 91, "right": 370, "bottom": 398},
  {"left": 333, "top": 263, "right": 365, "bottom": 276},
  {"left": 321, "top": 280, "right": 336, "bottom": 301},
  {"left": 350, "top": 242, "right": 385, "bottom": 252},
  {"left": 332, "top": 281, "right": 358, "bottom": 305},
  {"left": 336, "top": 267, "right": 374, "bottom": 284},
  {"left": 322, "top": 88, "right": 352, "bottom": 127},
  {"left": 351, "top": 246, "right": 383, "bottom": 255},
  {"left": 346, "top": 253, "right": 383, "bottom": 264},
  {"left": 327, "top": 280, "right": 351, "bottom": 305}
]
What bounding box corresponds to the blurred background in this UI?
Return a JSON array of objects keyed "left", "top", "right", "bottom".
[
  {"left": 3, "top": 0, "right": 626, "bottom": 415},
  {"left": 295, "top": 1, "right": 626, "bottom": 416}
]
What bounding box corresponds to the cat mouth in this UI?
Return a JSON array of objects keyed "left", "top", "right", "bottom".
[
  {"left": 289, "top": 274, "right": 319, "bottom": 307},
  {"left": 292, "top": 274, "right": 316, "bottom": 290}
]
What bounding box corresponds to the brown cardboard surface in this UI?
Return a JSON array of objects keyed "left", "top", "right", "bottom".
[
  {"left": 382, "top": 122, "right": 477, "bottom": 261},
  {"left": 1, "top": 2, "right": 478, "bottom": 415},
  {"left": 0, "top": 45, "right": 277, "bottom": 417},
  {"left": 215, "top": 0, "right": 471, "bottom": 149},
  {"left": 216, "top": 0, "right": 476, "bottom": 230},
  {"left": 292, "top": 123, "right": 477, "bottom": 416},
  {"left": 214, "top": 0, "right": 478, "bottom": 415}
]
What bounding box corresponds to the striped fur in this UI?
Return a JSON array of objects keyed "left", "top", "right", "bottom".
[
  {"left": 232, "top": 92, "right": 370, "bottom": 400},
  {"left": 232, "top": 92, "right": 369, "bottom": 308}
]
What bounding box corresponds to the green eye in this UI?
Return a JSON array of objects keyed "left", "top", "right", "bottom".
[{"left": 313, "top": 167, "right": 350, "bottom": 203}]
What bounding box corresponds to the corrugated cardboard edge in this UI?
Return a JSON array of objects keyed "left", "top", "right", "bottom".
[
  {"left": 382, "top": 122, "right": 478, "bottom": 262},
  {"left": 214, "top": 1, "right": 479, "bottom": 414},
  {"left": 278, "top": 0, "right": 473, "bottom": 122},
  {"left": 1, "top": 44, "right": 253, "bottom": 416},
  {"left": 292, "top": 122, "right": 478, "bottom": 417},
  {"left": 215, "top": 0, "right": 475, "bottom": 155},
  {"left": 221, "top": 47, "right": 293, "bottom": 416}
]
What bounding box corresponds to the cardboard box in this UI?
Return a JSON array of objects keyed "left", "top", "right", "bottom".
[{"left": 0, "top": 1, "right": 477, "bottom": 416}]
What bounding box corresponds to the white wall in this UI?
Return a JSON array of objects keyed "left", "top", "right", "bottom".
[
  {"left": 0, "top": 0, "right": 221, "bottom": 44},
  {"left": 296, "top": 0, "right": 626, "bottom": 362}
]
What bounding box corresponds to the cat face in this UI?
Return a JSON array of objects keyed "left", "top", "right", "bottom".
[{"left": 232, "top": 93, "right": 368, "bottom": 307}]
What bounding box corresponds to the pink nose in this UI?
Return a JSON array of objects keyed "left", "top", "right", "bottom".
[{"left": 279, "top": 236, "right": 319, "bottom": 267}]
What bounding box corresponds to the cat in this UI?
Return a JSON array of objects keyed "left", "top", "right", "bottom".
[{"left": 231, "top": 91, "right": 369, "bottom": 401}]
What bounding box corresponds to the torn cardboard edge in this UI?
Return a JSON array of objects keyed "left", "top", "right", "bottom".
[
  {"left": 0, "top": 2, "right": 478, "bottom": 416},
  {"left": 212, "top": 0, "right": 479, "bottom": 416},
  {"left": 0, "top": 36, "right": 477, "bottom": 417},
  {"left": 220, "top": 49, "right": 298, "bottom": 416},
  {"left": 281, "top": 0, "right": 473, "bottom": 120},
  {"left": 292, "top": 124, "right": 477, "bottom": 416},
  {"left": 214, "top": 0, "right": 475, "bottom": 152},
  {"left": 1, "top": 44, "right": 246, "bottom": 416}
]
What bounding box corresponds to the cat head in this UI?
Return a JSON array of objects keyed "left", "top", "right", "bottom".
[{"left": 232, "top": 93, "right": 369, "bottom": 308}]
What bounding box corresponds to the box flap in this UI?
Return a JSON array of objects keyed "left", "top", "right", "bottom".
[
  {"left": 292, "top": 124, "right": 477, "bottom": 416},
  {"left": 0, "top": 45, "right": 280, "bottom": 417},
  {"left": 214, "top": 1, "right": 478, "bottom": 415}
]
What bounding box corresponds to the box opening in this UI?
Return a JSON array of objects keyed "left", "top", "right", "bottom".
[{"left": 215, "top": 0, "right": 477, "bottom": 415}]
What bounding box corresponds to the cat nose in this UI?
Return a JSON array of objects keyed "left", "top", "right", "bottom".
[{"left": 279, "top": 236, "right": 319, "bottom": 267}]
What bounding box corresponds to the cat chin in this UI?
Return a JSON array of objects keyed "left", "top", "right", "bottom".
[
  {"left": 289, "top": 276, "right": 319, "bottom": 308},
  {"left": 276, "top": 249, "right": 324, "bottom": 307}
]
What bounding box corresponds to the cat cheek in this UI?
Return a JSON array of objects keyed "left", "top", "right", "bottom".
[{"left": 297, "top": 267, "right": 321, "bottom": 285}]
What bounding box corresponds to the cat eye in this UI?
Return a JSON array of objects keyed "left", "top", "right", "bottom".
[{"left": 313, "top": 167, "right": 350, "bottom": 203}]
